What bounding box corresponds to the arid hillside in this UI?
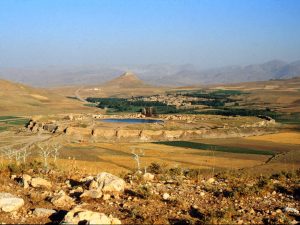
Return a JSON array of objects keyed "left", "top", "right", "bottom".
[
  {"left": 209, "top": 77, "right": 300, "bottom": 113},
  {"left": 0, "top": 79, "right": 95, "bottom": 116}
]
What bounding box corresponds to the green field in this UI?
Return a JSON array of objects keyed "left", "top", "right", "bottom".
[
  {"left": 156, "top": 141, "right": 275, "bottom": 155},
  {"left": 0, "top": 116, "right": 20, "bottom": 120},
  {"left": 0, "top": 126, "right": 8, "bottom": 132}
]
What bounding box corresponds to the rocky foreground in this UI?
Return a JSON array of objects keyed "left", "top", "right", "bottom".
[{"left": 0, "top": 163, "right": 299, "bottom": 224}]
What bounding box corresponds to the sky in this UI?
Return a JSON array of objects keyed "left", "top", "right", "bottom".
[{"left": 0, "top": 0, "right": 300, "bottom": 69}]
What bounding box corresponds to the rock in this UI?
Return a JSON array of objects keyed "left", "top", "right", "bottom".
[
  {"left": 163, "top": 193, "right": 170, "bottom": 200},
  {"left": 0, "top": 193, "right": 24, "bottom": 212},
  {"left": 80, "top": 190, "right": 102, "bottom": 199},
  {"left": 89, "top": 180, "right": 99, "bottom": 190},
  {"left": 200, "top": 192, "right": 205, "bottom": 197},
  {"left": 33, "top": 208, "right": 56, "bottom": 217},
  {"left": 143, "top": 173, "right": 154, "bottom": 181},
  {"left": 80, "top": 176, "right": 94, "bottom": 183},
  {"left": 31, "top": 177, "right": 51, "bottom": 188},
  {"left": 93, "top": 172, "right": 125, "bottom": 193},
  {"left": 207, "top": 178, "right": 215, "bottom": 184},
  {"left": 276, "top": 209, "right": 282, "bottom": 214},
  {"left": 63, "top": 208, "right": 121, "bottom": 224},
  {"left": 283, "top": 207, "right": 299, "bottom": 215},
  {"left": 22, "top": 174, "right": 32, "bottom": 188},
  {"left": 51, "top": 191, "right": 74, "bottom": 207},
  {"left": 103, "top": 194, "right": 111, "bottom": 200}
]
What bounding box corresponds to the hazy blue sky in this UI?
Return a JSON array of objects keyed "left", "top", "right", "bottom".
[{"left": 0, "top": 0, "right": 299, "bottom": 68}]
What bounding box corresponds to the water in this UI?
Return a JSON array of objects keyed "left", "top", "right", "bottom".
[{"left": 101, "top": 118, "right": 164, "bottom": 124}]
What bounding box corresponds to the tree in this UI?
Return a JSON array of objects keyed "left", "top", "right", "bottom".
[
  {"left": 37, "top": 143, "right": 52, "bottom": 169},
  {"left": 52, "top": 143, "right": 62, "bottom": 163},
  {"left": 131, "top": 147, "right": 144, "bottom": 172}
]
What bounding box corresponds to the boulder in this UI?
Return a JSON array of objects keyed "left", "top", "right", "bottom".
[
  {"left": 31, "top": 177, "right": 51, "bottom": 188},
  {"left": 91, "top": 172, "right": 125, "bottom": 193},
  {"left": 0, "top": 193, "right": 24, "bottom": 212},
  {"left": 51, "top": 191, "right": 74, "bottom": 208},
  {"left": 63, "top": 208, "right": 121, "bottom": 224},
  {"left": 33, "top": 208, "right": 56, "bottom": 217}
]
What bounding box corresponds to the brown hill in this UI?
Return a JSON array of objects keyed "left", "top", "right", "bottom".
[
  {"left": 103, "top": 72, "right": 148, "bottom": 88},
  {"left": 0, "top": 79, "right": 93, "bottom": 116}
]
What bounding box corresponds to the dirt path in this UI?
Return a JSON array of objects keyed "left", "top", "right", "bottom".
[{"left": 75, "top": 87, "right": 88, "bottom": 103}]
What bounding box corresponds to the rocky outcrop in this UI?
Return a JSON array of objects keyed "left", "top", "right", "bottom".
[
  {"left": 164, "top": 130, "right": 184, "bottom": 140},
  {"left": 140, "top": 130, "right": 164, "bottom": 141},
  {"left": 93, "top": 128, "right": 117, "bottom": 139},
  {"left": 117, "top": 130, "right": 141, "bottom": 139},
  {"left": 65, "top": 127, "right": 92, "bottom": 136}
]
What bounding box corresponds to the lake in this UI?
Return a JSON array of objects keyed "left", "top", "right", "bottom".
[{"left": 100, "top": 118, "right": 164, "bottom": 124}]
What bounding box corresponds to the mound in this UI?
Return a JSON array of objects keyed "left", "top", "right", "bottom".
[
  {"left": 103, "top": 72, "right": 148, "bottom": 88},
  {"left": 0, "top": 79, "right": 92, "bottom": 116}
]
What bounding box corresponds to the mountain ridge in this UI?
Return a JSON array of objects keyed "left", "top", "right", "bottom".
[{"left": 0, "top": 60, "right": 299, "bottom": 87}]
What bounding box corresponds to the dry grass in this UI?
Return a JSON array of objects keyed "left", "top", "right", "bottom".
[{"left": 246, "top": 132, "right": 300, "bottom": 145}]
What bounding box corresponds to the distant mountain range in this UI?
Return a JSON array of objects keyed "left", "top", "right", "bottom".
[{"left": 0, "top": 60, "right": 299, "bottom": 87}]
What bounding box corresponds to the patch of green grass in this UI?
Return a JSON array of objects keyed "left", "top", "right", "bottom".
[
  {"left": 0, "top": 126, "right": 8, "bottom": 132},
  {"left": 5, "top": 119, "right": 29, "bottom": 126},
  {"left": 276, "top": 112, "right": 300, "bottom": 125},
  {"left": 0, "top": 116, "right": 19, "bottom": 120},
  {"left": 156, "top": 141, "right": 274, "bottom": 156}
]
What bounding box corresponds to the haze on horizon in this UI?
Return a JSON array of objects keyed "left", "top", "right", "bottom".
[{"left": 0, "top": 0, "right": 300, "bottom": 69}]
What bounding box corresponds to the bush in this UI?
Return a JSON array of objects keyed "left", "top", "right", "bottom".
[{"left": 147, "top": 162, "right": 164, "bottom": 174}]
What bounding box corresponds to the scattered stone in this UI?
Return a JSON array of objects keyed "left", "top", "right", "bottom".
[
  {"left": 0, "top": 193, "right": 24, "bottom": 212},
  {"left": 63, "top": 207, "right": 121, "bottom": 224},
  {"left": 33, "top": 208, "right": 56, "bottom": 217},
  {"left": 31, "top": 177, "right": 51, "bottom": 188},
  {"left": 163, "top": 193, "right": 170, "bottom": 200},
  {"left": 143, "top": 173, "right": 154, "bottom": 181}
]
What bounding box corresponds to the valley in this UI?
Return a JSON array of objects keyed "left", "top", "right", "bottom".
[{"left": 0, "top": 74, "right": 299, "bottom": 224}]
